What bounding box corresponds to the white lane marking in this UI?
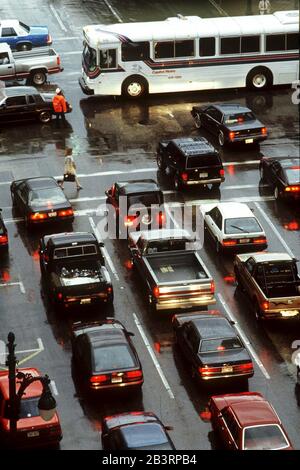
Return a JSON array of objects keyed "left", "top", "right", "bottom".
[
  {"left": 49, "top": 4, "right": 68, "bottom": 32},
  {"left": 89, "top": 216, "right": 120, "bottom": 281},
  {"left": 133, "top": 313, "right": 175, "bottom": 399},
  {"left": 0, "top": 338, "right": 44, "bottom": 359},
  {"left": 50, "top": 380, "right": 59, "bottom": 396},
  {"left": 103, "top": 0, "right": 123, "bottom": 22},
  {"left": 218, "top": 294, "right": 270, "bottom": 380},
  {"left": 37, "top": 338, "right": 44, "bottom": 352},
  {"left": 60, "top": 51, "right": 82, "bottom": 56},
  {"left": 0, "top": 281, "right": 25, "bottom": 293},
  {"left": 54, "top": 36, "right": 80, "bottom": 41},
  {"left": 209, "top": 0, "right": 229, "bottom": 16},
  {"left": 254, "top": 202, "right": 295, "bottom": 258}
]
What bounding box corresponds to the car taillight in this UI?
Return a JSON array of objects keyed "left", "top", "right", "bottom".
[
  {"left": 157, "top": 212, "right": 166, "bottom": 226},
  {"left": 57, "top": 292, "right": 63, "bottom": 300},
  {"left": 219, "top": 168, "right": 225, "bottom": 177},
  {"left": 107, "top": 286, "right": 113, "bottom": 294},
  {"left": 48, "top": 425, "right": 61, "bottom": 435},
  {"left": 222, "top": 239, "right": 237, "bottom": 246},
  {"left": 125, "top": 370, "right": 143, "bottom": 380},
  {"left": 261, "top": 127, "right": 267, "bottom": 135},
  {"left": 90, "top": 374, "right": 109, "bottom": 384},
  {"left": 262, "top": 301, "right": 269, "bottom": 311},
  {"left": 47, "top": 34, "right": 52, "bottom": 44},
  {"left": 124, "top": 215, "right": 136, "bottom": 227},
  {"left": 198, "top": 366, "right": 222, "bottom": 376},
  {"left": 284, "top": 221, "right": 299, "bottom": 231},
  {"left": 285, "top": 186, "right": 300, "bottom": 192},
  {"left": 229, "top": 131, "right": 235, "bottom": 141},
  {"left": 58, "top": 209, "right": 73, "bottom": 217},
  {"left": 210, "top": 280, "right": 215, "bottom": 294},
  {"left": 153, "top": 286, "right": 160, "bottom": 298},
  {"left": 57, "top": 56, "right": 61, "bottom": 66},
  {"left": 234, "top": 362, "right": 253, "bottom": 372},
  {"left": 30, "top": 212, "right": 47, "bottom": 221},
  {"left": 0, "top": 235, "right": 8, "bottom": 245},
  {"left": 253, "top": 237, "right": 267, "bottom": 244},
  {"left": 181, "top": 172, "right": 188, "bottom": 182}
]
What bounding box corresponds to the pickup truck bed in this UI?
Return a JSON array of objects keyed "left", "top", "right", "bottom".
[
  {"left": 147, "top": 252, "right": 207, "bottom": 283},
  {"left": 56, "top": 260, "right": 105, "bottom": 287}
]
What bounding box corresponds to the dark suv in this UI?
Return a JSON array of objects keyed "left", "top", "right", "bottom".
[
  {"left": 0, "top": 86, "right": 70, "bottom": 124},
  {"left": 0, "top": 209, "right": 8, "bottom": 251},
  {"left": 157, "top": 137, "right": 224, "bottom": 190}
]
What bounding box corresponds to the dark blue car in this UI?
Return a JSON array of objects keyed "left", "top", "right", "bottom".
[{"left": 0, "top": 20, "right": 52, "bottom": 51}]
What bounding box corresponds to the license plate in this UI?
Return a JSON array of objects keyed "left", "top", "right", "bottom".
[
  {"left": 80, "top": 298, "right": 91, "bottom": 304},
  {"left": 245, "top": 138, "right": 254, "bottom": 144},
  {"left": 199, "top": 173, "right": 208, "bottom": 178},
  {"left": 111, "top": 376, "right": 122, "bottom": 383},
  {"left": 222, "top": 366, "right": 233, "bottom": 374},
  {"left": 240, "top": 238, "right": 250, "bottom": 243},
  {"left": 281, "top": 310, "right": 298, "bottom": 317},
  {"left": 27, "top": 431, "right": 39, "bottom": 438},
  {"left": 48, "top": 212, "right": 57, "bottom": 217}
]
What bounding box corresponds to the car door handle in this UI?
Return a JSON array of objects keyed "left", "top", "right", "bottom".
[{"left": 7, "top": 65, "right": 13, "bottom": 69}]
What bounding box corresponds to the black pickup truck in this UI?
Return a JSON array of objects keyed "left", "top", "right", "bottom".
[{"left": 39, "top": 232, "right": 113, "bottom": 309}]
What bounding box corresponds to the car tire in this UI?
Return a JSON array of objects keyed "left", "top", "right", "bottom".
[
  {"left": 157, "top": 154, "right": 166, "bottom": 171},
  {"left": 30, "top": 70, "right": 47, "bottom": 86},
  {"left": 122, "top": 75, "right": 148, "bottom": 99},
  {"left": 39, "top": 111, "right": 52, "bottom": 123},
  {"left": 194, "top": 113, "right": 202, "bottom": 129},
  {"left": 235, "top": 273, "right": 244, "bottom": 292},
  {"left": 215, "top": 239, "right": 221, "bottom": 253},
  {"left": 259, "top": 164, "right": 265, "bottom": 181},
  {"left": 218, "top": 131, "right": 225, "bottom": 147},
  {"left": 274, "top": 186, "right": 280, "bottom": 200},
  {"left": 17, "top": 42, "right": 32, "bottom": 51},
  {"left": 246, "top": 67, "right": 273, "bottom": 90},
  {"left": 254, "top": 299, "right": 263, "bottom": 321}
]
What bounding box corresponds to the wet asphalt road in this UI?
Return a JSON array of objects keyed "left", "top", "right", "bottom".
[{"left": 0, "top": 0, "right": 299, "bottom": 450}]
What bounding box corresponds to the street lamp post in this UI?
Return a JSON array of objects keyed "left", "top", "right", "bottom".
[{"left": 6, "top": 332, "right": 57, "bottom": 447}]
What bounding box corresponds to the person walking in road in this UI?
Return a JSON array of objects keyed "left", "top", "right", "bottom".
[
  {"left": 52, "top": 88, "right": 67, "bottom": 124},
  {"left": 258, "top": 0, "right": 271, "bottom": 14},
  {"left": 61, "top": 148, "right": 82, "bottom": 190}
]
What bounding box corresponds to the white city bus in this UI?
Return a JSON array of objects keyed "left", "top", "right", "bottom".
[{"left": 79, "top": 10, "right": 299, "bottom": 98}]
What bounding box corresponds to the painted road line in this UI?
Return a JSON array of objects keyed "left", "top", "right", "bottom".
[
  {"left": 50, "top": 380, "right": 59, "bottom": 396},
  {"left": 89, "top": 216, "right": 120, "bottom": 281},
  {"left": 133, "top": 313, "right": 175, "bottom": 399},
  {"left": 60, "top": 51, "right": 82, "bottom": 56},
  {"left": 49, "top": 4, "right": 68, "bottom": 32},
  {"left": 218, "top": 294, "right": 270, "bottom": 380},
  {"left": 54, "top": 36, "right": 81, "bottom": 41},
  {"left": 15, "top": 338, "right": 45, "bottom": 366},
  {"left": 254, "top": 202, "right": 295, "bottom": 258},
  {"left": 0, "top": 281, "right": 25, "bottom": 293},
  {"left": 0, "top": 338, "right": 44, "bottom": 357},
  {"left": 103, "top": 0, "right": 123, "bottom": 22},
  {"left": 209, "top": 0, "right": 229, "bottom": 16}
]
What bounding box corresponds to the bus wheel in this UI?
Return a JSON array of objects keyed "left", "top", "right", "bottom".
[
  {"left": 246, "top": 67, "right": 273, "bottom": 90},
  {"left": 122, "top": 76, "right": 148, "bottom": 99}
]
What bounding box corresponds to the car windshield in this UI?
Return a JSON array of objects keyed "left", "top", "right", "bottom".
[
  {"left": 29, "top": 188, "right": 66, "bottom": 207},
  {"left": 200, "top": 337, "right": 243, "bottom": 352},
  {"left": 123, "top": 423, "right": 169, "bottom": 448},
  {"left": 83, "top": 44, "right": 97, "bottom": 72},
  {"left": 186, "top": 155, "right": 220, "bottom": 169},
  {"left": 285, "top": 168, "right": 300, "bottom": 184},
  {"left": 128, "top": 193, "right": 162, "bottom": 207},
  {"left": 224, "top": 112, "right": 255, "bottom": 124},
  {"left": 19, "top": 21, "right": 30, "bottom": 33},
  {"left": 93, "top": 344, "right": 136, "bottom": 372},
  {"left": 225, "top": 217, "right": 262, "bottom": 234},
  {"left": 243, "top": 425, "right": 289, "bottom": 450},
  {"left": 4, "top": 397, "right": 40, "bottom": 419}
]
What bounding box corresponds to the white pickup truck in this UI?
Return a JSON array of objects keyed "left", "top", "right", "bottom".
[{"left": 0, "top": 43, "right": 63, "bottom": 85}]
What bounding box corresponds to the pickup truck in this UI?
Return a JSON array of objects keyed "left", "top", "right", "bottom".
[
  {"left": 128, "top": 228, "right": 216, "bottom": 312},
  {"left": 0, "top": 43, "right": 63, "bottom": 86},
  {"left": 39, "top": 232, "right": 113, "bottom": 309},
  {"left": 234, "top": 252, "right": 300, "bottom": 320}
]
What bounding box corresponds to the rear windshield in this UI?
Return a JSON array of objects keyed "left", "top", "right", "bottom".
[
  {"left": 145, "top": 239, "right": 187, "bottom": 254},
  {"left": 19, "top": 21, "right": 30, "bottom": 33},
  {"left": 93, "top": 344, "right": 136, "bottom": 372},
  {"left": 224, "top": 112, "right": 255, "bottom": 124},
  {"left": 200, "top": 337, "right": 243, "bottom": 352},
  {"left": 5, "top": 397, "right": 39, "bottom": 419},
  {"left": 29, "top": 188, "right": 66, "bottom": 207},
  {"left": 263, "top": 262, "right": 296, "bottom": 283},
  {"left": 285, "top": 168, "right": 300, "bottom": 185},
  {"left": 53, "top": 244, "right": 97, "bottom": 259},
  {"left": 186, "top": 155, "right": 220, "bottom": 169},
  {"left": 123, "top": 423, "right": 168, "bottom": 448},
  {"left": 225, "top": 217, "right": 263, "bottom": 234},
  {"left": 128, "top": 193, "right": 162, "bottom": 207},
  {"left": 243, "top": 425, "right": 289, "bottom": 450}
]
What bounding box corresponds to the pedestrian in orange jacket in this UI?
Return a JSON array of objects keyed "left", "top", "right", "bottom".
[{"left": 52, "top": 88, "right": 67, "bottom": 123}]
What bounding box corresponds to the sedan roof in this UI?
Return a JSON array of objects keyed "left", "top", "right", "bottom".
[
  {"left": 19, "top": 177, "right": 59, "bottom": 190},
  {"left": 213, "top": 202, "right": 255, "bottom": 219},
  {"left": 232, "top": 400, "right": 280, "bottom": 427},
  {"left": 116, "top": 179, "right": 159, "bottom": 195},
  {"left": 192, "top": 316, "right": 236, "bottom": 340},
  {"left": 104, "top": 412, "right": 158, "bottom": 430},
  {"left": 211, "top": 103, "right": 252, "bottom": 114},
  {"left": 2, "top": 86, "right": 38, "bottom": 98}
]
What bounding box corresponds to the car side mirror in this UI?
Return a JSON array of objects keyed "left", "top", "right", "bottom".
[
  {"left": 164, "top": 425, "right": 174, "bottom": 431},
  {"left": 127, "top": 331, "right": 135, "bottom": 337},
  {"left": 105, "top": 189, "right": 112, "bottom": 197}
]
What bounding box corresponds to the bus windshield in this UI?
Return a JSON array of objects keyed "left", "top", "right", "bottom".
[{"left": 83, "top": 44, "right": 97, "bottom": 72}]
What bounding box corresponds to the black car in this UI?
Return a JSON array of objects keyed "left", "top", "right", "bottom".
[
  {"left": 259, "top": 156, "right": 300, "bottom": 200},
  {"left": 191, "top": 103, "right": 268, "bottom": 147},
  {"left": 101, "top": 412, "right": 175, "bottom": 450},
  {"left": 157, "top": 137, "right": 224, "bottom": 190},
  {"left": 10, "top": 177, "right": 74, "bottom": 228},
  {"left": 105, "top": 179, "right": 165, "bottom": 236},
  {"left": 0, "top": 86, "right": 71, "bottom": 124},
  {"left": 173, "top": 311, "right": 253, "bottom": 383},
  {"left": 71, "top": 319, "right": 143, "bottom": 392},
  {"left": 0, "top": 209, "right": 8, "bottom": 251}
]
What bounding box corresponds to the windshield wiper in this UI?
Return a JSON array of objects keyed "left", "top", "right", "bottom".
[{"left": 228, "top": 225, "right": 250, "bottom": 233}]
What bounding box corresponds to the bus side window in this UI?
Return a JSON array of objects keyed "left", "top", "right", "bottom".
[
  {"left": 100, "top": 49, "right": 117, "bottom": 69},
  {"left": 199, "top": 37, "right": 215, "bottom": 57},
  {"left": 122, "top": 42, "right": 150, "bottom": 61}
]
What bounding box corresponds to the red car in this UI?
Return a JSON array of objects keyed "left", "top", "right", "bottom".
[
  {"left": 209, "top": 392, "right": 293, "bottom": 450},
  {"left": 0, "top": 368, "right": 62, "bottom": 449}
]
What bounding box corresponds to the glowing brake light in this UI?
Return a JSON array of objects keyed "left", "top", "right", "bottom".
[
  {"left": 0, "top": 235, "right": 8, "bottom": 245},
  {"left": 234, "top": 362, "right": 253, "bottom": 372},
  {"left": 284, "top": 221, "right": 299, "bottom": 231},
  {"left": 262, "top": 301, "right": 269, "bottom": 311},
  {"left": 219, "top": 168, "right": 225, "bottom": 177},
  {"left": 222, "top": 239, "right": 237, "bottom": 247},
  {"left": 47, "top": 34, "right": 52, "bottom": 44},
  {"left": 261, "top": 127, "right": 267, "bottom": 135},
  {"left": 198, "top": 366, "right": 222, "bottom": 376},
  {"left": 90, "top": 374, "right": 109, "bottom": 384},
  {"left": 107, "top": 286, "right": 113, "bottom": 294},
  {"left": 57, "top": 292, "right": 63, "bottom": 300},
  {"left": 57, "top": 56, "right": 61, "bottom": 66},
  {"left": 253, "top": 237, "right": 267, "bottom": 244},
  {"left": 181, "top": 172, "right": 188, "bottom": 182},
  {"left": 157, "top": 212, "right": 166, "bottom": 226},
  {"left": 30, "top": 212, "right": 47, "bottom": 221},
  {"left": 58, "top": 209, "right": 73, "bottom": 217},
  {"left": 229, "top": 132, "right": 235, "bottom": 141},
  {"left": 210, "top": 280, "right": 215, "bottom": 294},
  {"left": 124, "top": 215, "right": 136, "bottom": 227},
  {"left": 153, "top": 286, "right": 160, "bottom": 298},
  {"left": 217, "top": 346, "right": 225, "bottom": 351},
  {"left": 285, "top": 186, "right": 300, "bottom": 192},
  {"left": 125, "top": 370, "right": 143, "bottom": 380}
]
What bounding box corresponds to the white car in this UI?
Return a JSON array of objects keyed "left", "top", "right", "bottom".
[{"left": 202, "top": 202, "right": 267, "bottom": 252}]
